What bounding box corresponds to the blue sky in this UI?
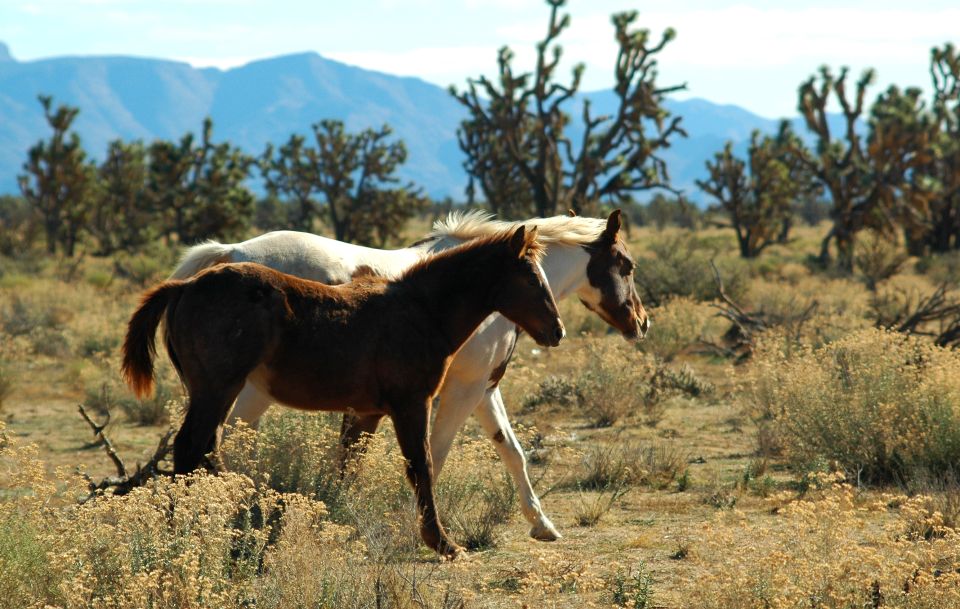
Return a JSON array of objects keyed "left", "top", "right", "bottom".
[{"left": 1, "top": 0, "right": 957, "bottom": 118}]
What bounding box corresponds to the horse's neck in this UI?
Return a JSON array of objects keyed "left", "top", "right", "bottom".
[
  {"left": 404, "top": 251, "right": 503, "bottom": 355},
  {"left": 540, "top": 243, "right": 591, "bottom": 301}
]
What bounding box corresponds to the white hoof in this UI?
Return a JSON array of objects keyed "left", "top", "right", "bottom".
[{"left": 530, "top": 519, "right": 562, "bottom": 542}]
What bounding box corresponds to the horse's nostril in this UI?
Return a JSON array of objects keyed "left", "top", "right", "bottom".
[{"left": 554, "top": 324, "right": 566, "bottom": 342}]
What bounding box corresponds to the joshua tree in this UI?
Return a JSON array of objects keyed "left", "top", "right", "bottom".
[
  {"left": 146, "top": 118, "right": 254, "bottom": 244},
  {"left": 794, "top": 67, "right": 932, "bottom": 271},
  {"left": 91, "top": 140, "right": 154, "bottom": 254},
  {"left": 452, "top": 0, "right": 685, "bottom": 218},
  {"left": 260, "top": 134, "right": 320, "bottom": 231},
  {"left": 310, "top": 120, "right": 424, "bottom": 245},
  {"left": 907, "top": 43, "right": 960, "bottom": 253},
  {"left": 18, "top": 95, "right": 96, "bottom": 256},
  {"left": 697, "top": 125, "right": 818, "bottom": 258}
]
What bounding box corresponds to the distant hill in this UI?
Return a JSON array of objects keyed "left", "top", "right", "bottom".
[{"left": 0, "top": 43, "right": 843, "bottom": 204}]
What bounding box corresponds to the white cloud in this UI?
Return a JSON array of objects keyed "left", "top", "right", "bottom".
[
  {"left": 327, "top": 45, "right": 510, "bottom": 84},
  {"left": 175, "top": 55, "right": 255, "bottom": 70}
]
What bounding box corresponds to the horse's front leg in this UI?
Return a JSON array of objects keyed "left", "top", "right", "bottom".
[
  {"left": 475, "top": 386, "right": 561, "bottom": 541},
  {"left": 391, "top": 398, "right": 464, "bottom": 560}
]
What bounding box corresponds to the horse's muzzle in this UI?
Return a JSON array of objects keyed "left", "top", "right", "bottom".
[
  {"left": 538, "top": 320, "right": 566, "bottom": 347},
  {"left": 623, "top": 315, "right": 649, "bottom": 342}
]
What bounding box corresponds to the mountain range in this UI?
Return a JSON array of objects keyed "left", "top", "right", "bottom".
[{"left": 0, "top": 42, "right": 828, "bottom": 204}]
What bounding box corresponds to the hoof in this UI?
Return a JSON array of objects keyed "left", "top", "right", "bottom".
[
  {"left": 530, "top": 519, "right": 562, "bottom": 542},
  {"left": 441, "top": 544, "right": 468, "bottom": 561}
]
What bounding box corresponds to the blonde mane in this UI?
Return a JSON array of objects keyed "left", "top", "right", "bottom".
[{"left": 429, "top": 210, "right": 606, "bottom": 247}]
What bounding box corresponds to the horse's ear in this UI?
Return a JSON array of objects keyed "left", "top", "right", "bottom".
[
  {"left": 603, "top": 209, "right": 622, "bottom": 239},
  {"left": 526, "top": 225, "right": 539, "bottom": 244},
  {"left": 567, "top": 209, "right": 577, "bottom": 217},
  {"left": 509, "top": 225, "right": 528, "bottom": 258}
]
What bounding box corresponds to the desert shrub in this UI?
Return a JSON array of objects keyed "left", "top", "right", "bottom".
[
  {"left": 918, "top": 250, "right": 960, "bottom": 287},
  {"left": 747, "top": 328, "right": 960, "bottom": 484},
  {"left": 84, "top": 377, "right": 176, "bottom": 426},
  {"left": 634, "top": 232, "right": 747, "bottom": 307},
  {"left": 222, "top": 413, "right": 407, "bottom": 538},
  {"left": 112, "top": 247, "right": 175, "bottom": 287},
  {"left": 576, "top": 341, "right": 657, "bottom": 427},
  {"left": 521, "top": 342, "right": 708, "bottom": 426},
  {"left": 29, "top": 326, "right": 72, "bottom": 357},
  {"left": 0, "top": 364, "right": 12, "bottom": 412},
  {"left": 1, "top": 296, "right": 71, "bottom": 337},
  {"left": 609, "top": 563, "right": 655, "bottom": 609},
  {"left": 574, "top": 484, "right": 629, "bottom": 527},
  {"left": 224, "top": 410, "right": 516, "bottom": 554},
  {"left": 0, "top": 514, "right": 61, "bottom": 606},
  {"left": 690, "top": 479, "right": 960, "bottom": 609},
  {"left": 0, "top": 195, "right": 40, "bottom": 257},
  {"left": 84, "top": 268, "right": 113, "bottom": 289},
  {"left": 521, "top": 376, "right": 582, "bottom": 413},
  {"left": 78, "top": 332, "right": 119, "bottom": 358},
  {"left": 639, "top": 297, "right": 712, "bottom": 361},
  {"left": 0, "top": 423, "right": 463, "bottom": 609},
  {"left": 854, "top": 230, "right": 908, "bottom": 291},
  {"left": 577, "top": 440, "right": 686, "bottom": 492},
  {"left": 651, "top": 362, "right": 714, "bottom": 399}
]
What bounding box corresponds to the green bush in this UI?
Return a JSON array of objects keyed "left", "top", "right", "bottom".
[{"left": 634, "top": 232, "right": 747, "bottom": 307}]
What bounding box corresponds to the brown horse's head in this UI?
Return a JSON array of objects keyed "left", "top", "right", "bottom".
[
  {"left": 495, "top": 226, "right": 565, "bottom": 348},
  {"left": 577, "top": 210, "right": 649, "bottom": 341}
]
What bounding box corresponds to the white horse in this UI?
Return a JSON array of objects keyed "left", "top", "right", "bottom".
[{"left": 170, "top": 210, "right": 648, "bottom": 541}]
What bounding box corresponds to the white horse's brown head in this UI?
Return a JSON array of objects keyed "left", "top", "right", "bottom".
[{"left": 577, "top": 210, "right": 649, "bottom": 341}]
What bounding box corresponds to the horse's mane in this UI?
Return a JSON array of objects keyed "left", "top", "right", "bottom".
[
  {"left": 401, "top": 228, "right": 545, "bottom": 281},
  {"left": 428, "top": 210, "right": 606, "bottom": 247}
]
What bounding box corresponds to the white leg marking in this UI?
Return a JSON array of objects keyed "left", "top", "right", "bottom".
[{"left": 475, "top": 387, "right": 561, "bottom": 541}]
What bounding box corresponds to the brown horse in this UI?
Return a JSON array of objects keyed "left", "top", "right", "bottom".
[{"left": 121, "top": 226, "right": 562, "bottom": 558}]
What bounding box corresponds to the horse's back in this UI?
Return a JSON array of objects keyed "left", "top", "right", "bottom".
[{"left": 230, "top": 231, "right": 420, "bottom": 284}]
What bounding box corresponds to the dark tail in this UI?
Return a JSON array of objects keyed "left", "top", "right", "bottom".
[{"left": 122, "top": 280, "right": 185, "bottom": 399}]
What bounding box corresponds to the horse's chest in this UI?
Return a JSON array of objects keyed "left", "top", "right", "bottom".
[{"left": 448, "top": 315, "right": 519, "bottom": 386}]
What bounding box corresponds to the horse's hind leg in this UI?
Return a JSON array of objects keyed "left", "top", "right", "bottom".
[
  {"left": 174, "top": 383, "right": 245, "bottom": 475},
  {"left": 338, "top": 413, "right": 384, "bottom": 472}
]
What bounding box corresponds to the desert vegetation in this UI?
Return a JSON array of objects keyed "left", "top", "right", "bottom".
[{"left": 3, "top": 0, "right": 960, "bottom": 607}]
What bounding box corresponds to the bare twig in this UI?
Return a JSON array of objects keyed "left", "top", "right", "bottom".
[
  {"left": 701, "top": 260, "right": 818, "bottom": 361},
  {"left": 871, "top": 283, "right": 960, "bottom": 348},
  {"left": 77, "top": 403, "right": 175, "bottom": 502},
  {"left": 78, "top": 404, "right": 126, "bottom": 478}
]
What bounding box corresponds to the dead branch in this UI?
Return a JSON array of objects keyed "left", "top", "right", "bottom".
[
  {"left": 701, "top": 260, "right": 818, "bottom": 362},
  {"left": 77, "top": 404, "right": 174, "bottom": 502},
  {"left": 871, "top": 283, "right": 960, "bottom": 348}
]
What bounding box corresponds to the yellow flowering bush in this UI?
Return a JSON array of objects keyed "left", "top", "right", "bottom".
[
  {"left": 690, "top": 477, "right": 960, "bottom": 609},
  {"left": 747, "top": 328, "right": 960, "bottom": 483},
  {"left": 0, "top": 422, "right": 464, "bottom": 609}
]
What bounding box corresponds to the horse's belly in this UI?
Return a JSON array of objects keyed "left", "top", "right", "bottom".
[{"left": 247, "top": 364, "right": 383, "bottom": 414}]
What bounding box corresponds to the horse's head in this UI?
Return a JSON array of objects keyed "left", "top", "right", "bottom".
[
  {"left": 495, "top": 226, "right": 565, "bottom": 348},
  {"left": 577, "top": 210, "right": 649, "bottom": 341}
]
